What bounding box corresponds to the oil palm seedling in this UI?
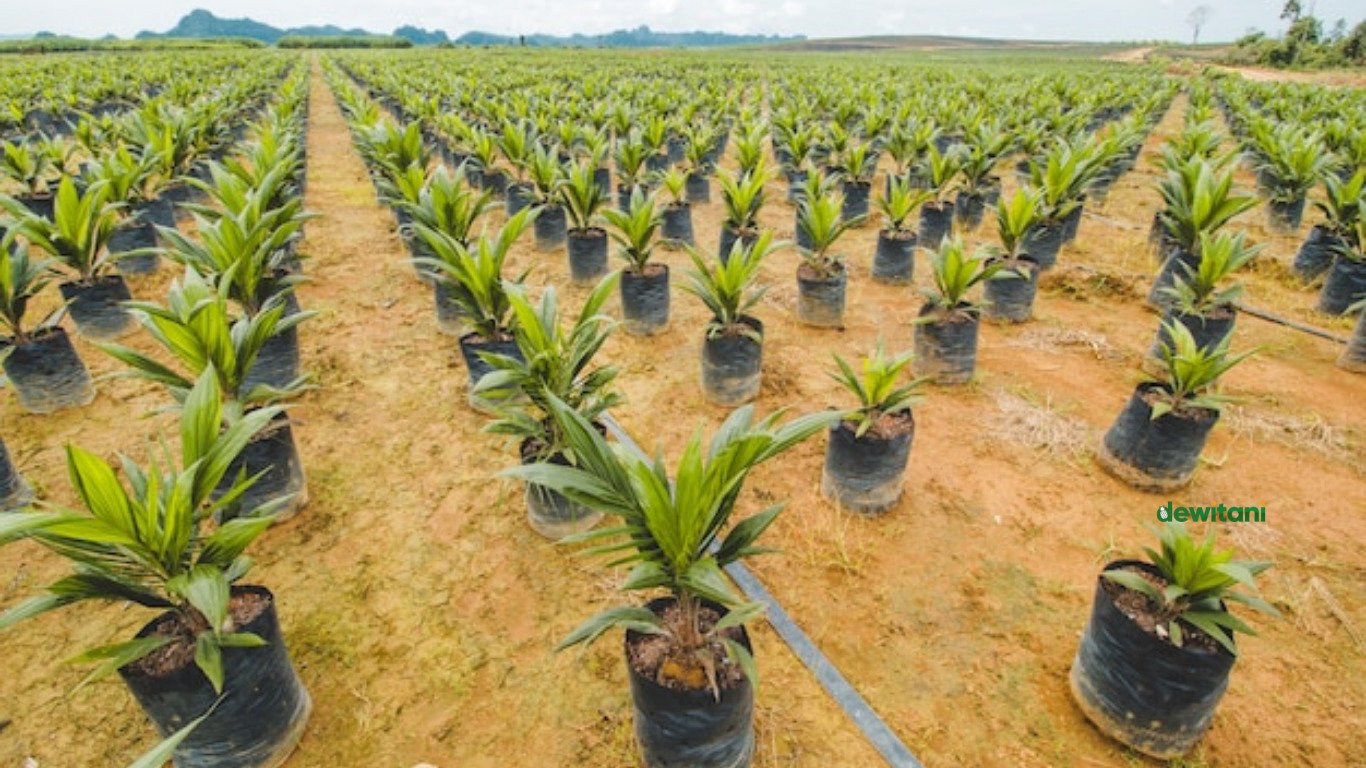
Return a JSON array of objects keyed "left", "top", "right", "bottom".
[
  {"left": 155, "top": 186, "right": 314, "bottom": 394},
  {"left": 717, "top": 164, "right": 770, "bottom": 262},
  {"left": 984, "top": 188, "right": 1045, "bottom": 323},
  {"left": 0, "top": 138, "right": 57, "bottom": 218},
  {"left": 1072, "top": 522, "right": 1277, "bottom": 759},
  {"left": 376, "top": 161, "right": 431, "bottom": 232},
  {"left": 1254, "top": 125, "right": 1332, "bottom": 233},
  {"left": 87, "top": 145, "right": 168, "bottom": 276},
  {"left": 399, "top": 165, "right": 498, "bottom": 295},
  {"left": 795, "top": 188, "right": 862, "bottom": 328},
  {"left": 776, "top": 122, "right": 818, "bottom": 203},
  {"left": 1151, "top": 230, "right": 1261, "bottom": 359},
  {"left": 0, "top": 244, "right": 94, "bottom": 413},
  {"left": 0, "top": 368, "right": 311, "bottom": 768},
  {"left": 102, "top": 269, "right": 313, "bottom": 521},
  {"left": 1318, "top": 217, "right": 1366, "bottom": 316},
  {"left": 683, "top": 232, "right": 781, "bottom": 406},
  {"left": 837, "top": 141, "right": 878, "bottom": 222},
  {"left": 413, "top": 208, "right": 538, "bottom": 408},
  {"left": 1149, "top": 158, "right": 1257, "bottom": 309},
  {"left": 917, "top": 145, "right": 961, "bottom": 250},
  {"left": 1098, "top": 319, "right": 1255, "bottom": 492},
  {"left": 955, "top": 121, "right": 1011, "bottom": 229},
  {"left": 614, "top": 131, "right": 653, "bottom": 211},
  {"left": 682, "top": 125, "right": 717, "bottom": 203},
  {"left": 822, "top": 344, "right": 927, "bottom": 515},
  {"left": 561, "top": 159, "right": 614, "bottom": 286},
  {"left": 656, "top": 166, "right": 694, "bottom": 247},
  {"left": 1295, "top": 169, "right": 1364, "bottom": 281},
  {"left": 1025, "top": 139, "right": 1097, "bottom": 264},
  {"left": 467, "top": 127, "right": 505, "bottom": 194},
  {"left": 576, "top": 126, "right": 613, "bottom": 197},
  {"left": 914, "top": 237, "right": 1011, "bottom": 384},
  {"left": 527, "top": 145, "right": 566, "bottom": 251},
  {"left": 731, "top": 121, "right": 768, "bottom": 178},
  {"left": 641, "top": 114, "right": 672, "bottom": 173},
  {"left": 476, "top": 277, "right": 622, "bottom": 539},
  {"left": 602, "top": 188, "right": 668, "bottom": 334},
  {"left": 2, "top": 177, "right": 130, "bottom": 339},
  {"left": 505, "top": 394, "right": 836, "bottom": 768},
  {"left": 871, "top": 176, "right": 932, "bottom": 284}
]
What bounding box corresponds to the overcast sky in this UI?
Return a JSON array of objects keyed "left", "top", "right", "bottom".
[{"left": 6, "top": 0, "right": 1361, "bottom": 43}]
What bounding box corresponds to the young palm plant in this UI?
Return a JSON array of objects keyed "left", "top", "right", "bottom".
[
  {"left": 917, "top": 145, "right": 961, "bottom": 249},
  {"left": 871, "top": 176, "right": 933, "bottom": 284},
  {"left": 717, "top": 165, "right": 771, "bottom": 262},
  {"left": 1073, "top": 522, "right": 1277, "bottom": 759},
  {"left": 1152, "top": 230, "right": 1261, "bottom": 358},
  {"left": 527, "top": 144, "right": 567, "bottom": 251},
  {"left": 413, "top": 208, "right": 537, "bottom": 407},
  {"left": 561, "top": 160, "right": 612, "bottom": 286},
  {"left": 823, "top": 344, "right": 928, "bottom": 514},
  {"left": 795, "top": 189, "right": 861, "bottom": 328},
  {"left": 914, "top": 237, "right": 1010, "bottom": 384},
  {"left": 505, "top": 394, "right": 836, "bottom": 765},
  {"left": 3, "top": 177, "right": 130, "bottom": 338},
  {"left": 1150, "top": 159, "right": 1258, "bottom": 310},
  {"left": 399, "top": 165, "right": 497, "bottom": 289},
  {"left": 1100, "top": 319, "right": 1255, "bottom": 492},
  {"left": 1295, "top": 169, "right": 1364, "bottom": 281},
  {"left": 476, "top": 277, "right": 622, "bottom": 538},
  {"left": 1319, "top": 216, "right": 1366, "bottom": 315},
  {"left": 1257, "top": 126, "right": 1332, "bottom": 233},
  {"left": 984, "top": 188, "right": 1045, "bottom": 322},
  {"left": 0, "top": 244, "right": 95, "bottom": 413},
  {"left": 655, "top": 166, "right": 695, "bottom": 248},
  {"left": 683, "top": 232, "right": 781, "bottom": 406},
  {"left": 0, "top": 139, "right": 57, "bottom": 215},
  {"left": 838, "top": 141, "right": 878, "bottom": 222},
  {"left": 0, "top": 368, "right": 311, "bottom": 767},
  {"left": 602, "top": 188, "right": 668, "bottom": 334}
]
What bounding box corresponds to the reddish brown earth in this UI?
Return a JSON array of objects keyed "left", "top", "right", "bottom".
[{"left": 0, "top": 58, "right": 1361, "bottom": 767}]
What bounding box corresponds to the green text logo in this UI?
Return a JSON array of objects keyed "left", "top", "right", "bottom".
[{"left": 1157, "top": 503, "right": 1266, "bottom": 523}]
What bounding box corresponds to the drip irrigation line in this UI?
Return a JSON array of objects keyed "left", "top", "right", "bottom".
[
  {"left": 1233, "top": 303, "right": 1349, "bottom": 345},
  {"left": 600, "top": 412, "right": 925, "bottom": 768},
  {"left": 1064, "top": 265, "right": 1350, "bottom": 345}
]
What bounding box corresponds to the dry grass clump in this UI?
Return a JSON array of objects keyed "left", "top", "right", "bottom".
[
  {"left": 1226, "top": 410, "right": 1357, "bottom": 465},
  {"left": 1006, "top": 327, "right": 1131, "bottom": 362},
  {"left": 988, "top": 391, "right": 1092, "bottom": 460}
]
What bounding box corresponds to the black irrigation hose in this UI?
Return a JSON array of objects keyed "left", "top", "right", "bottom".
[
  {"left": 599, "top": 412, "right": 926, "bottom": 768},
  {"left": 1233, "top": 303, "right": 1350, "bottom": 345},
  {"left": 1064, "top": 264, "right": 1351, "bottom": 345}
]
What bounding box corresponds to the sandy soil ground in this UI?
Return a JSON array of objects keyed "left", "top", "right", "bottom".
[{"left": 1, "top": 58, "right": 1362, "bottom": 768}]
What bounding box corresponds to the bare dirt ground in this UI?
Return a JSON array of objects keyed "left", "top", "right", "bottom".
[
  {"left": 1104, "top": 46, "right": 1154, "bottom": 64},
  {"left": 1, "top": 60, "right": 1363, "bottom": 768}
]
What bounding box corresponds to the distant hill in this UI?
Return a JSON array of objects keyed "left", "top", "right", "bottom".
[
  {"left": 394, "top": 26, "right": 449, "bottom": 46},
  {"left": 136, "top": 9, "right": 289, "bottom": 43},
  {"left": 135, "top": 10, "right": 801, "bottom": 48}
]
